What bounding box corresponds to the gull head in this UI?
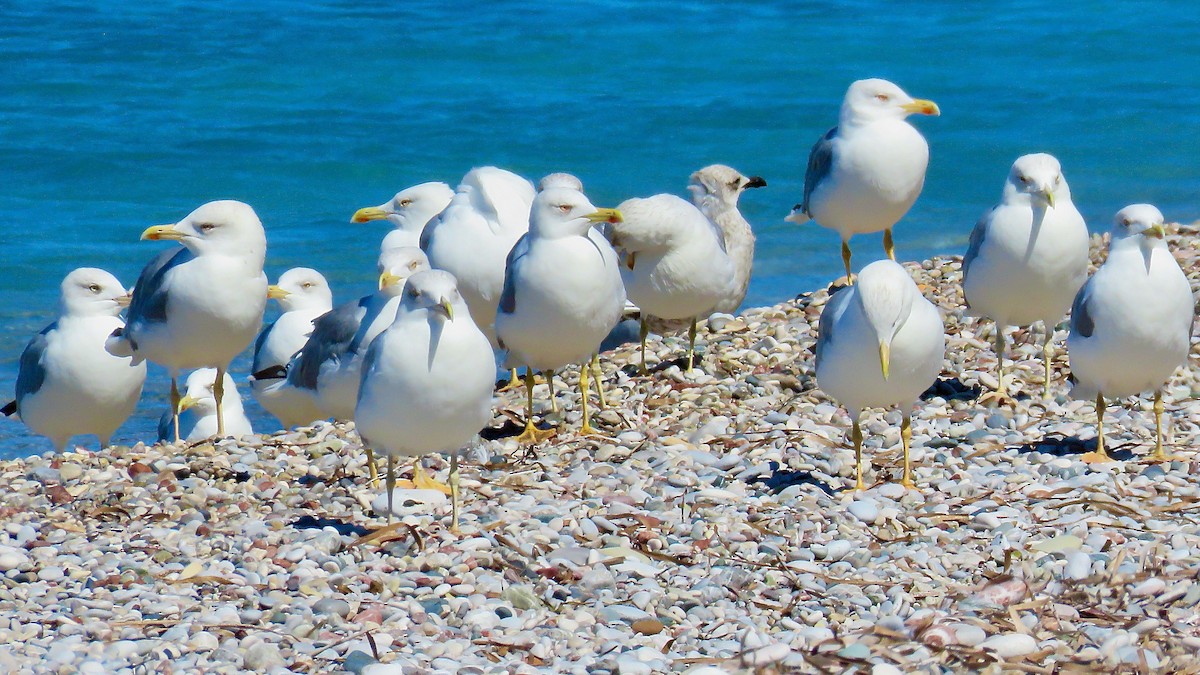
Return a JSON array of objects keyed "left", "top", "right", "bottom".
[
  {"left": 141, "top": 200, "right": 266, "bottom": 257},
  {"left": 178, "top": 367, "right": 239, "bottom": 416},
  {"left": 1112, "top": 204, "right": 1168, "bottom": 267},
  {"left": 529, "top": 187, "right": 621, "bottom": 239},
  {"left": 60, "top": 267, "right": 129, "bottom": 317},
  {"left": 841, "top": 78, "right": 939, "bottom": 125},
  {"left": 687, "top": 164, "right": 767, "bottom": 210},
  {"left": 401, "top": 269, "right": 463, "bottom": 322},
  {"left": 377, "top": 246, "right": 431, "bottom": 292},
  {"left": 855, "top": 260, "right": 918, "bottom": 380},
  {"left": 1005, "top": 153, "right": 1068, "bottom": 208},
  {"left": 538, "top": 173, "right": 584, "bottom": 193},
  {"left": 268, "top": 267, "right": 332, "bottom": 313},
  {"left": 351, "top": 182, "right": 454, "bottom": 232}
]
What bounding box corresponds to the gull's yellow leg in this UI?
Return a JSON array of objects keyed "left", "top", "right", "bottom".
[
  {"left": 900, "top": 413, "right": 915, "bottom": 489},
  {"left": 214, "top": 366, "right": 227, "bottom": 437},
  {"left": 590, "top": 354, "right": 607, "bottom": 409},
  {"left": 686, "top": 318, "right": 699, "bottom": 372},
  {"left": 1081, "top": 392, "right": 1111, "bottom": 463},
  {"left": 578, "top": 363, "right": 603, "bottom": 437},
  {"left": 639, "top": 316, "right": 650, "bottom": 375},
  {"left": 841, "top": 240, "right": 854, "bottom": 283},
  {"left": 883, "top": 228, "right": 896, "bottom": 261},
  {"left": 1148, "top": 390, "right": 1173, "bottom": 462},
  {"left": 413, "top": 456, "right": 452, "bottom": 495},
  {"left": 547, "top": 369, "right": 559, "bottom": 414},
  {"left": 170, "top": 377, "right": 182, "bottom": 444},
  {"left": 497, "top": 368, "right": 523, "bottom": 392},
  {"left": 449, "top": 450, "right": 461, "bottom": 534},
  {"left": 365, "top": 447, "right": 379, "bottom": 484},
  {"left": 994, "top": 325, "right": 1007, "bottom": 399},
  {"left": 384, "top": 454, "right": 395, "bottom": 525},
  {"left": 852, "top": 415, "right": 865, "bottom": 491},
  {"left": 1042, "top": 323, "right": 1054, "bottom": 399},
  {"left": 515, "top": 370, "right": 555, "bottom": 444}
]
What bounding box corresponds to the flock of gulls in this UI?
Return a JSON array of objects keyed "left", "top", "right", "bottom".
[{"left": 4, "top": 78, "right": 1195, "bottom": 530}]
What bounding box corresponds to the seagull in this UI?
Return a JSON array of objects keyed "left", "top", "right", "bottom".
[
  {"left": 1067, "top": 205, "right": 1195, "bottom": 463},
  {"left": 107, "top": 201, "right": 267, "bottom": 443},
  {"left": 158, "top": 367, "right": 253, "bottom": 442},
  {"left": 962, "top": 153, "right": 1090, "bottom": 401},
  {"left": 609, "top": 193, "right": 736, "bottom": 373},
  {"left": 495, "top": 187, "right": 626, "bottom": 443},
  {"left": 356, "top": 270, "right": 496, "bottom": 532},
  {"left": 250, "top": 268, "right": 333, "bottom": 429},
  {"left": 287, "top": 247, "right": 431, "bottom": 423},
  {"left": 815, "top": 260, "right": 945, "bottom": 489},
  {"left": 786, "top": 78, "right": 940, "bottom": 280},
  {"left": 687, "top": 164, "right": 766, "bottom": 314},
  {"left": 3, "top": 268, "right": 146, "bottom": 451},
  {"left": 350, "top": 181, "right": 454, "bottom": 253},
  {"left": 421, "top": 166, "right": 535, "bottom": 346}
]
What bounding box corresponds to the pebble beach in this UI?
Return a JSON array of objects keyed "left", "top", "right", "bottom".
[{"left": 2, "top": 225, "right": 1200, "bottom": 674}]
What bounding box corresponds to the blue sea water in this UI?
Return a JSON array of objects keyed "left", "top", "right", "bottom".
[{"left": 1, "top": 0, "right": 1197, "bottom": 458}]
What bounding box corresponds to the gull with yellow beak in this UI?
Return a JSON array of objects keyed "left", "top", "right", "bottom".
[
  {"left": 495, "top": 187, "right": 627, "bottom": 443},
  {"left": 249, "top": 268, "right": 333, "bottom": 429},
  {"left": 962, "top": 153, "right": 1089, "bottom": 402},
  {"left": 3, "top": 268, "right": 145, "bottom": 451},
  {"left": 107, "top": 200, "right": 268, "bottom": 443},
  {"left": 157, "top": 367, "right": 253, "bottom": 443},
  {"left": 356, "top": 270, "right": 496, "bottom": 532},
  {"left": 787, "top": 78, "right": 940, "bottom": 281},
  {"left": 351, "top": 181, "right": 454, "bottom": 254},
  {"left": 1067, "top": 205, "right": 1195, "bottom": 463},
  {"left": 815, "top": 260, "right": 944, "bottom": 490}
]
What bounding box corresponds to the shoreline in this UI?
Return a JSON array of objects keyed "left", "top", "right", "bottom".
[{"left": 1, "top": 227, "right": 1199, "bottom": 673}]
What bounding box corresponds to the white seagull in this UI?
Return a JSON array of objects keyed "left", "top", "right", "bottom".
[
  {"left": 108, "top": 200, "right": 268, "bottom": 443},
  {"left": 1068, "top": 205, "right": 1195, "bottom": 463},
  {"left": 787, "top": 78, "right": 940, "bottom": 280},
  {"left": 3, "top": 268, "right": 146, "bottom": 451},
  {"left": 495, "top": 187, "right": 626, "bottom": 443},
  {"left": 816, "top": 260, "right": 945, "bottom": 489},
  {"left": 609, "top": 193, "right": 736, "bottom": 373},
  {"left": 250, "top": 268, "right": 333, "bottom": 429},
  {"left": 158, "top": 367, "right": 253, "bottom": 443},
  {"left": 356, "top": 270, "right": 496, "bottom": 532},
  {"left": 962, "top": 153, "right": 1090, "bottom": 401},
  {"left": 421, "top": 166, "right": 535, "bottom": 346},
  {"left": 351, "top": 181, "right": 455, "bottom": 253},
  {"left": 687, "top": 164, "right": 766, "bottom": 314}
]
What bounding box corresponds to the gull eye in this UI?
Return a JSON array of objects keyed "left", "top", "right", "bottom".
[
  {"left": 87, "top": 284, "right": 102, "bottom": 293},
  {"left": 198, "top": 222, "right": 216, "bottom": 232},
  {"left": 409, "top": 260, "right": 420, "bottom": 270},
  {"left": 1054, "top": 175, "right": 1062, "bottom": 185},
  {"left": 399, "top": 199, "right": 412, "bottom": 207},
  {"left": 1017, "top": 175, "right": 1030, "bottom": 185},
  {"left": 1122, "top": 218, "right": 1132, "bottom": 227},
  {"left": 875, "top": 93, "right": 890, "bottom": 102},
  {"left": 301, "top": 282, "right": 313, "bottom": 289},
  {"left": 557, "top": 204, "right": 572, "bottom": 214}
]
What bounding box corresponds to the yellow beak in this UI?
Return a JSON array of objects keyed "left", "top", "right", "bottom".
[
  {"left": 1042, "top": 190, "right": 1056, "bottom": 209},
  {"left": 141, "top": 224, "right": 185, "bottom": 241},
  {"left": 438, "top": 299, "right": 455, "bottom": 321},
  {"left": 586, "top": 208, "right": 623, "bottom": 224},
  {"left": 351, "top": 206, "right": 391, "bottom": 223},
  {"left": 879, "top": 342, "right": 891, "bottom": 380},
  {"left": 176, "top": 395, "right": 199, "bottom": 412},
  {"left": 115, "top": 293, "right": 133, "bottom": 308},
  {"left": 900, "top": 98, "right": 940, "bottom": 116},
  {"left": 1142, "top": 223, "right": 1167, "bottom": 239},
  {"left": 379, "top": 271, "right": 403, "bottom": 289},
  {"left": 266, "top": 285, "right": 290, "bottom": 300}
]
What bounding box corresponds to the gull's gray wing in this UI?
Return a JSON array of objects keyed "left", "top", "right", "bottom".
[
  {"left": 801, "top": 126, "right": 837, "bottom": 216},
  {"left": 1069, "top": 277, "right": 1096, "bottom": 339},
  {"left": 288, "top": 298, "right": 368, "bottom": 391},
  {"left": 15, "top": 324, "right": 54, "bottom": 402},
  {"left": 961, "top": 211, "right": 991, "bottom": 280},
  {"left": 250, "top": 320, "right": 277, "bottom": 373},
  {"left": 814, "top": 286, "right": 854, "bottom": 367},
  {"left": 127, "top": 247, "right": 189, "bottom": 331},
  {"left": 497, "top": 234, "right": 530, "bottom": 317}
]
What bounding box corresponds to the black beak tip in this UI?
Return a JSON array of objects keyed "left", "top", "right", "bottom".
[{"left": 745, "top": 176, "right": 767, "bottom": 189}]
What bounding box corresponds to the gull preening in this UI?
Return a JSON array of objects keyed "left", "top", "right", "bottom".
[
  {"left": 4, "top": 268, "right": 146, "bottom": 451},
  {"left": 816, "top": 260, "right": 945, "bottom": 489},
  {"left": 356, "top": 270, "right": 496, "bottom": 532},
  {"left": 352, "top": 181, "right": 454, "bottom": 253},
  {"left": 687, "top": 164, "right": 766, "bottom": 314},
  {"left": 250, "top": 268, "right": 333, "bottom": 429},
  {"left": 788, "top": 78, "right": 940, "bottom": 280},
  {"left": 1068, "top": 205, "right": 1195, "bottom": 463},
  {"left": 495, "top": 187, "right": 626, "bottom": 443},
  {"left": 962, "top": 153, "right": 1090, "bottom": 401},
  {"left": 158, "top": 368, "right": 253, "bottom": 443},
  {"left": 108, "top": 200, "right": 268, "bottom": 443}
]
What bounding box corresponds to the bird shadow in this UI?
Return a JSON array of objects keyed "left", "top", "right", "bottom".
[
  {"left": 290, "top": 515, "right": 372, "bottom": 537},
  {"left": 1016, "top": 434, "right": 1136, "bottom": 462},
  {"left": 921, "top": 376, "right": 983, "bottom": 402},
  {"left": 620, "top": 355, "right": 703, "bottom": 378},
  {"left": 750, "top": 461, "right": 839, "bottom": 496}
]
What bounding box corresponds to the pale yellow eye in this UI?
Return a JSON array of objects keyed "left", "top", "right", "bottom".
[
  {"left": 409, "top": 260, "right": 420, "bottom": 270},
  {"left": 87, "top": 284, "right": 101, "bottom": 293},
  {"left": 399, "top": 199, "right": 412, "bottom": 207}
]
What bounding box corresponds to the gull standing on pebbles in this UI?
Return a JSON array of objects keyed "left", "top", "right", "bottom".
[
  {"left": 962, "top": 153, "right": 1089, "bottom": 401},
  {"left": 3, "top": 268, "right": 146, "bottom": 451},
  {"left": 421, "top": 167, "right": 535, "bottom": 346},
  {"left": 495, "top": 187, "right": 625, "bottom": 443},
  {"left": 351, "top": 181, "right": 454, "bottom": 253},
  {"left": 108, "top": 201, "right": 268, "bottom": 443},
  {"left": 158, "top": 368, "right": 253, "bottom": 443},
  {"left": 250, "top": 268, "right": 333, "bottom": 429},
  {"left": 356, "top": 270, "right": 496, "bottom": 532},
  {"left": 787, "top": 78, "right": 940, "bottom": 280},
  {"left": 687, "top": 164, "right": 766, "bottom": 314},
  {"left": 1067, "top": 205, "right": 1194, "bottom": 463},
  {"left": 816, "top": 260, "right": 944, "bottom": 489},
  {"left": 609, "top": 193, "right": 735, "bottom": 373}
]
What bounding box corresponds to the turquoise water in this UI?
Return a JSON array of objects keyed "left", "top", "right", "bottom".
[{"left": 2, "top": 1, "right": 1198, "bottom": 458}]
